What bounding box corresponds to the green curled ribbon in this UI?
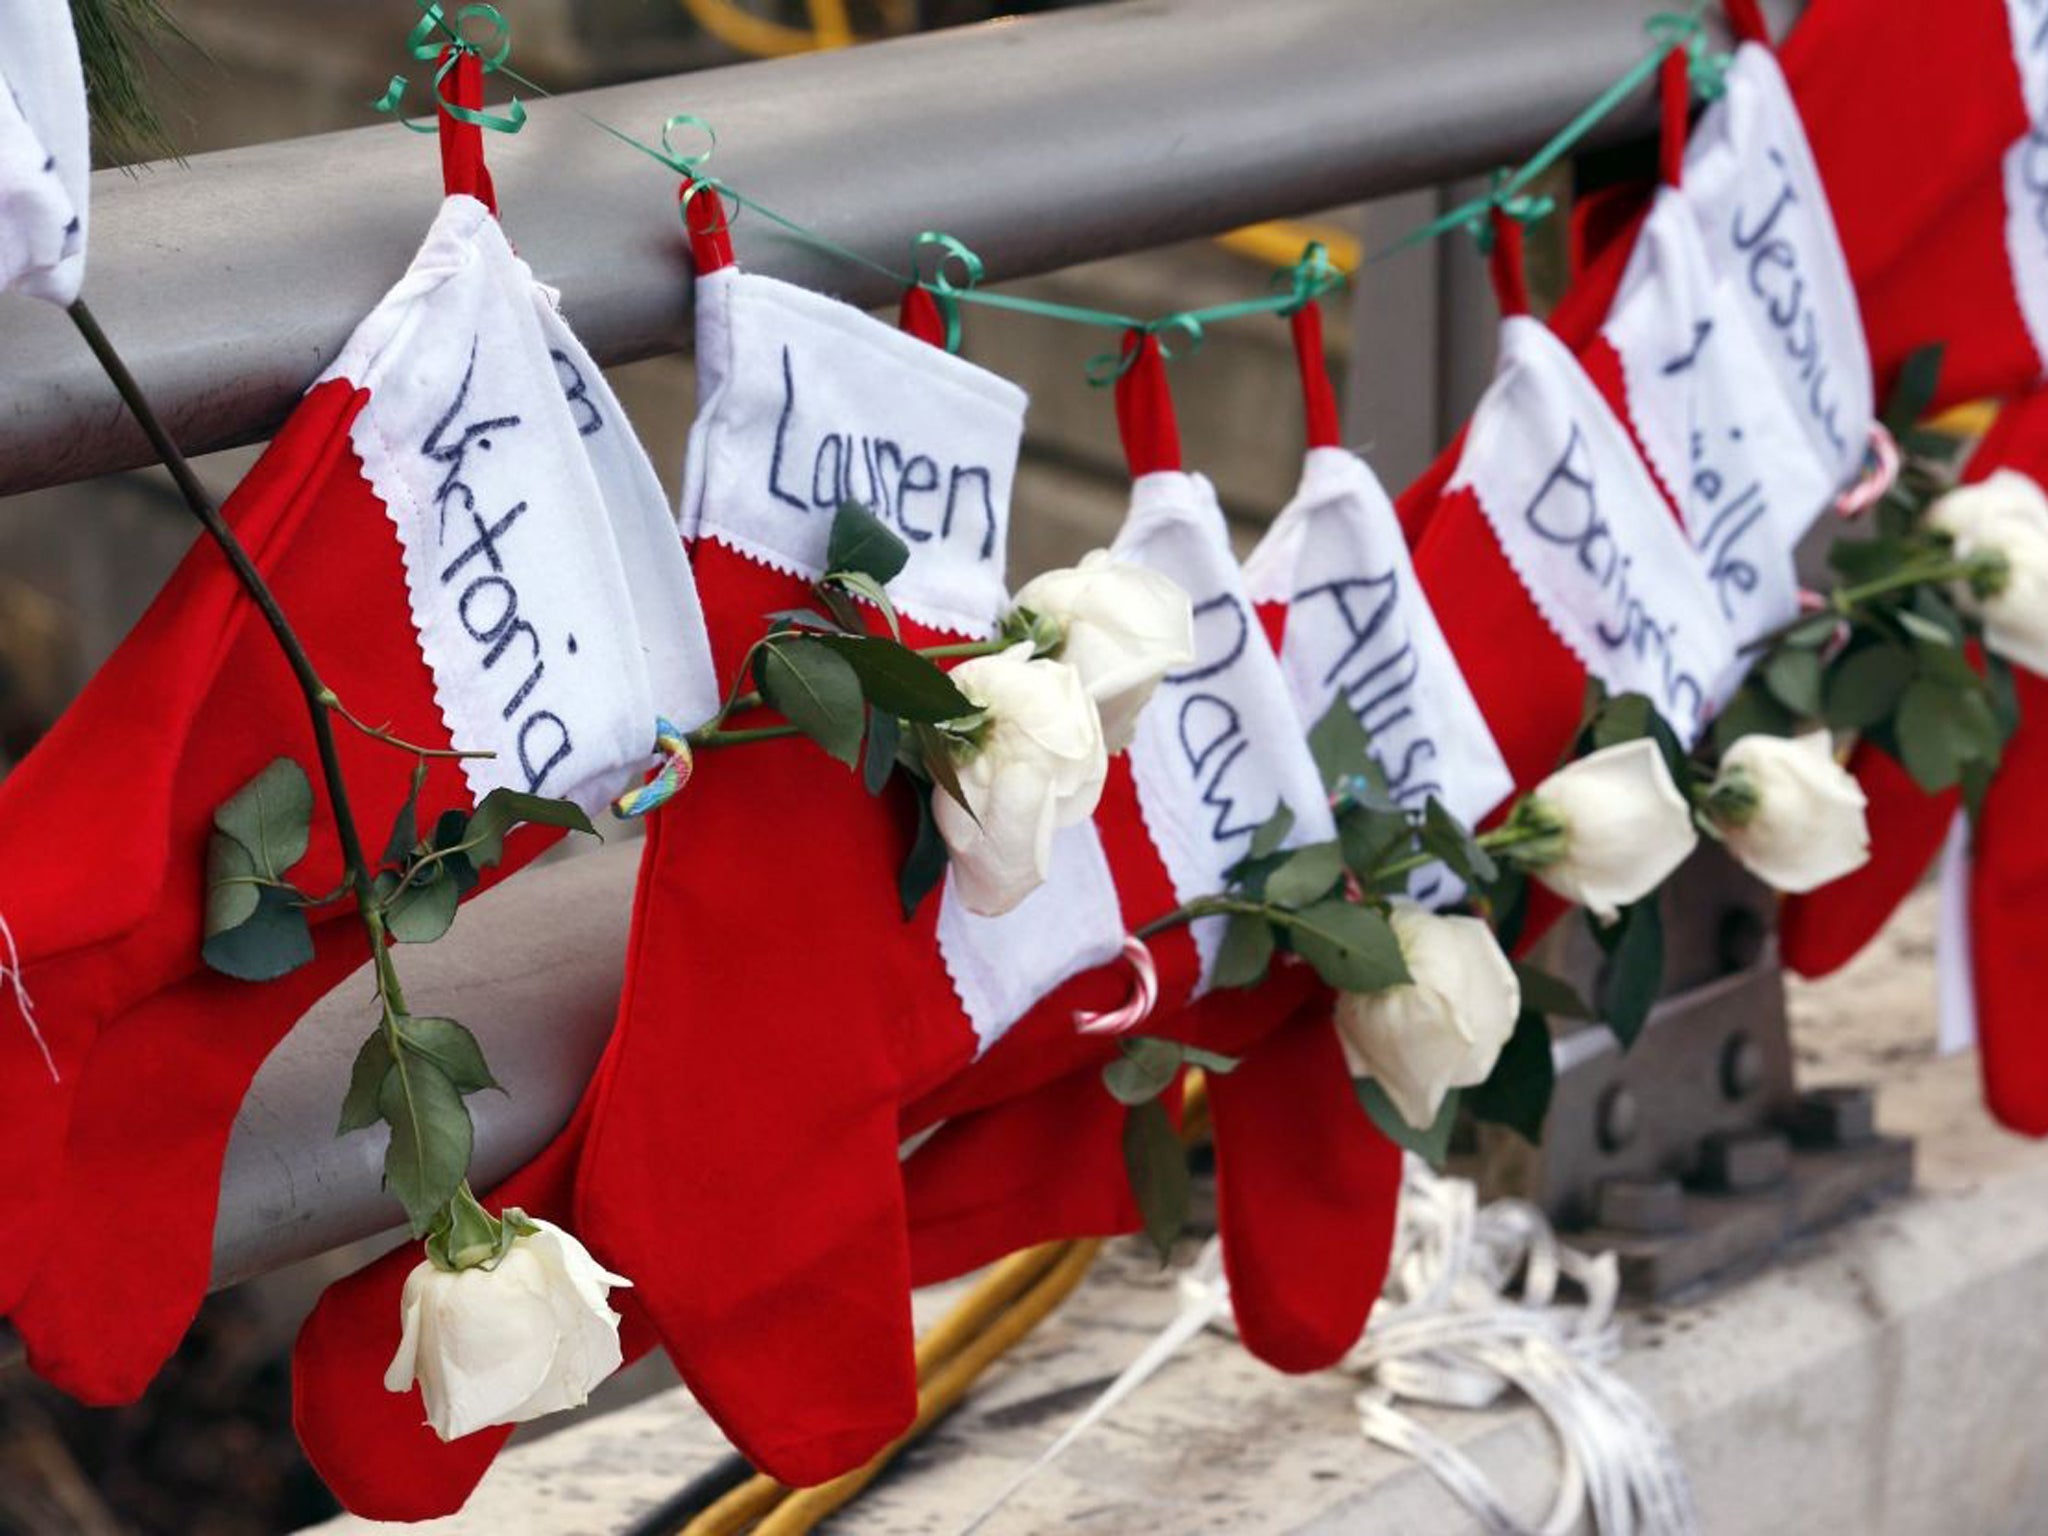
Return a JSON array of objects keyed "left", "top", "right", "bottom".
[
  {"left": 911, "top": 231, "right": 986, "bottom": 354},
  {"left": 1647, "top": 8, "right": 1732, "bottom": 100},
  {"left": 373, "top": 3, "right": 527, "bottom": 135},
  {"left": 1274, "top": 240, "right": 1348, "bottom": 313}
]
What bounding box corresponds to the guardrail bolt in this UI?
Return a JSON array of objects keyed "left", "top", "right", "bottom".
[
  {"left": 1595, "top": 1176, "right": 1687, "bottom": 1235},
  {"left": 1720, "top": 1032, "right": 1764, "bottom": 1101},
  {"left": 1597, "top": 1083, "right": 1640, "bottom": 1152},
  {"left": 1697, "top": 1128, "right": 1791, "bottom": 1193},
  {"left": 1785, "top": 1085, "right": 1878, "bottom": 1149}
]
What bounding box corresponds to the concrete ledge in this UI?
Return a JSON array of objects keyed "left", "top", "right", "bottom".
[{"left": 308, "top": 890, "right": 2048, "bottom": 1534}]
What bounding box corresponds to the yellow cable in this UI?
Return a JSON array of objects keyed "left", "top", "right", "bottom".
[
  {"left": 679, "top": 0, "right": 828, "bottom": 58},
  {"left": 805, "top": 0, "right": 855, "bottom": 49},
  {"left": 676, "top": 1080, "right": 1210, "bottom": 1533},
  {"left": 754, "top": 1241, "right": 1105, "bottom": 1534},
  {"left": 1215, "top": 219, "right": 1360, "bottom": 274}
]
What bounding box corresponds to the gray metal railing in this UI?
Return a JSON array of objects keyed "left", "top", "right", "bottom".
[{"left": 0, "top": 0, "right": 1794, "bottom": 1288}]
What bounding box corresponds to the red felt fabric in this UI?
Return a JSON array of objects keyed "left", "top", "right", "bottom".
[
  {"left": 436, "top": 50, "right": 498, "bottom": 214},
  {"left": 1292, "top": 301, "right": 1344, "bottom": 451},
  {"left": 292, "top": 1089, "right": 659, "bottom": 1522},
  {"left": 1970, "top": 662, "right": 2048, "bottom": 1135},
  {"left": 0, "top": 378, "right": 548, "bottom": 1402},
  {"left": 1115, "top": 332, "right": 1183, "bottom": 476}
]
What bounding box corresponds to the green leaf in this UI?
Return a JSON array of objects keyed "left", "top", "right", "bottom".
[
  {"left": 898, "top": 787, "right": 950, "bottom": 920},
  {"left": 1762, "top": 647, "right": 1824, "bottom": 720},
  {"left": 1895, "top": 608, "right": 1958, "bottom": 650},
  {"left": 465, "top": 789, "right": 597, "bottom": 870},
  {"left": 429, "top": 809, "right": 481, "bottom": 894},
  {"left": 1896, "top": 678, "right": 1974, "bottom": 792},
  {"left": 1355, "top": 1078, "right": 1458, "bottom": 1166},
  {"left": 1594, "top": 898, "right": 1663, "bottom": 1048},
  {"left": 812, "top": 635, "right": 975, "bottom": 723},
  {"left": 213, "top": 757, "right": 314, "bottom": 880},
  {"left": 1881, "top": 342, "right": 1945, "bottom": 441},
  {"left": 1711, "top": 687, "right": 1795, "bottom": 754},
  {"left": 1122, "top": 1097, "right": 1190, "bottom": 1262},
  {"left": 863, "top": 709, "right": 901, "bottom": 796},
  {"left": 826, "top": 501, "right": 911, "bottom": 586},
  {"left": 1777, "top": 614, "right": 1844, "bottom": 651},
  {"left": 1420, "top": 797, "right": 1498, "bottom": 885},
  {"left": 1210, "top": 912, "right": 1277, "bottom": 990},
  {"left": 396, "top": 1016, "right": 500, "bottom": 1094},
  {"left": 203, "top": 831, "right": 261, "bottom": 936},
  {"left": 1102, "top": 1036, "right": 1183, "bottom": 1105},
  {"left": 1308, "top": 699, "right": 1374, "bottom": 795},
  {"left": 1338, "top": 802, "right": 1415, "bottom": 882},
  {"left": 378, "top": 1057, "right": 474, "bottom": 1236},
  {"left": 1462, "top": 1008, "right": 1555, "bottom": 1145},
  {"left": 1263, "top": 840, "right": 1346, "bottom": 909},
  {"left": 201, "top": 887, "right": 315, "bottom": 982},
  {"left": 383, "top": 759, "right": 429, "bottom": 868},
  {"left": 823, "top": 569, "right": 903, "bottom": 639},
  {"left": 338, "top": 1033, "right": 393, "bottom": 1135},
  {"left": 1825, "top": 643, "right": 1914, "bottom": 731},
  {"left": 1286, "top": 900, "right": 1410, "bottom": 993},
  {"left": 756, "top": 638, "right": 866, "bottom": 769},
  {"left": 1246, "top": 803, "right": 1296, "bottom": 861},
  {"left": 382, "top": 867, "right": 460, "bottom": 945},
  {"left": 910, "top": 721, "right": 976, "bottom": 822},
  {"left": 1511, "top": 961, "right": 1592, "bottom": 1021},
  {"left": 1591, "top": 691, "right": 1654, "bottom": 750},
  {"left": 1180, "top": 1046, "right": 1242, "bottom": 1075}
]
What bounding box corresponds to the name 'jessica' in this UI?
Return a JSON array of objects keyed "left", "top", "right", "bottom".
[{"left": 767, "top": 346, "right": 999, "bottom": 559}]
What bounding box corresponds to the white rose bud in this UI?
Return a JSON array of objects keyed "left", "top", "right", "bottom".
[
  {"left": 1706, "top": 732, "right": 1870, "bottom": 894},
  {"left": 385, "top": 1219, "right": 631, "bottom": 1442},
  {"left": 1013, "top": 552, "right": 1197, "bottom": 752},
  {"left": 935, "top": 644, "right": 1110, "bottom": 916},
  {"left": 1334, "top": 903, "right": 1521, "bottom": 1130},
  {"left": 1520, "top": 738, "right": 1698, "bottom": 924},
  {"left": 1927, "top": 469, "right": 2048, "bottom": 676}
]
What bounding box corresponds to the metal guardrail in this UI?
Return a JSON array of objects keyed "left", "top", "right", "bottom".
[
  {"left": 0, "top": 0, "right": 1788, "bottom": 498},
  {"left": 0, "top": 0, "right": 1797, "bottom": 1287}
]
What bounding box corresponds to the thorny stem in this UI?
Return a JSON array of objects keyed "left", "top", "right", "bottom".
[
  {"left": 67, "top": 299, "right": 383, "bottom": 928},
  {"left": 1742, "top": 556, "right": 1992, "bottom": 655}
]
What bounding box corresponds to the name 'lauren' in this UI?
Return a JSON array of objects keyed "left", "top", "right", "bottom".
[{"left": 767, "top": 346, "right": 999, "bottom": 558}]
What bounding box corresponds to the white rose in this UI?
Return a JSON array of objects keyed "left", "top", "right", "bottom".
[
  {"left": 1707, "top": 732, "right": 1870, "bottom": 894},
  {"left": 935, "top": 644, "right": 1109, "bottom": 916},
  {"left": 1013, "top": 552, "right": 1197, "bottom": 752},
  {"left": 1522, "top": 738, "right": 1698, "bottom": 924},
  {"left": 1334, "top": 903, "right": 1521, "bottom": 1130},
  {"left": 1927, "top": 469, "right": 2048, "bottom": 675},
  {"left": 385, "top": 1219, "right": 631, "bottom": 1442}
]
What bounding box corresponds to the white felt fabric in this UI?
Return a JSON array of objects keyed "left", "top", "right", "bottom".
[
  {"left": 681, "top": 266, "right": 1024, "bottom": 639},
  {"left": 1119, "top": 470, "right": 1337, "bottom": 988},
  {"left": 938, "top": 823, "right": 1126, "bottom": 1055},
  {"left": 0, "top": 0, "right": 88, "bottom": 305},
  {"left": 1936, "top": 811, "right": 1979, "bottom": 1057},
  {"left": 1603, "top": 186, "right": 1833, "bottom": 657},
  {"left": 1449, "top": 317, "right": 1739, "bottom": 746},
  {"left": 1244, "top": 447, "right": 1512, "bottom": 906},
  {"left": 2001, "top": 0, "right": 2048, "bottom": 373},
  {"left": 321, "top": 196, "right": 712, "bottom": 817},
  {"left": 1681, "top": 43, "right": 1874, "bottom": 493},
  {"left": 1247, "top": 447, "right": 1513, "bottom": 828}
]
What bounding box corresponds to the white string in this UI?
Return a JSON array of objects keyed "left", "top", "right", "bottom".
[
  {"left": 0, "top": 909, "right": 57, "bottom": 1082},
  {"left": 956, "top": 1156, "right": 1692, "bottom": 1535},
  {"left": 955, "top": 1244, "right": 1230, "bottom": 1535},
  {"left": 1350, "top": 1156, "right": 1696, "bottom": 1536}
]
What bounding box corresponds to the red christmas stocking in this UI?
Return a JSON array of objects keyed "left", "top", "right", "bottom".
[
  {"left": 1414, "top": 215, "right": 1738, "bottom": 792},
  {"left": 1780, "top": 0, "right": 2047, "bottom": 406},
  {"left": 291, "top": 1083, "right": 662, "bottom": 1523},
  {"left": 569, "top": 198, "right": 1152, "bottom": 1485},
  {"left": 0, "top": 192, "right": 713, "bottom": 1401}
]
